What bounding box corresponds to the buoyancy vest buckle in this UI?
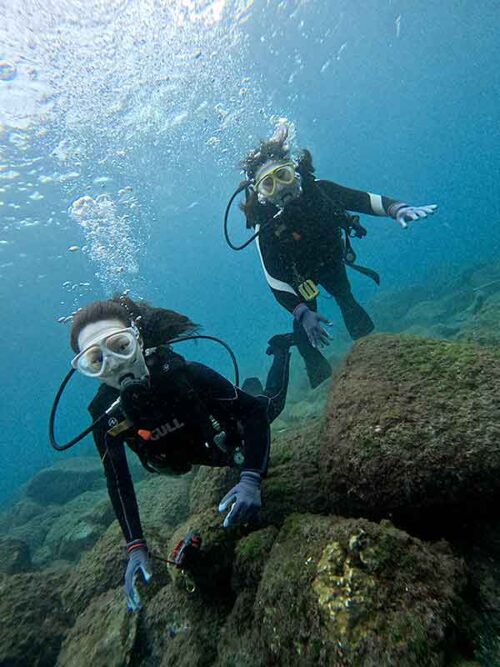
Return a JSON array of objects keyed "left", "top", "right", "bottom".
[{"left": 298, "top": 279, "right": 320, "bottom": 301}]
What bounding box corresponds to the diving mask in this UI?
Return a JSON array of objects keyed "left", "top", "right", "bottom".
[
  {"left": 254, "top": 161, "right": 296, "bottom": 197},
  {"left": 254, "top": 160, "right": 302, "bottom": 208},
  {"left": 71, "top": 327, "right": 142, "bottom": 380}
]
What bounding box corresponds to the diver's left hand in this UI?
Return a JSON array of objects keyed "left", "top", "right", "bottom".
[
  {"left": 392, "top": 203, "right": 438, "bottom": 229},
  {"left": 218, "top": 471, "right": 262, "bottom": 528}
]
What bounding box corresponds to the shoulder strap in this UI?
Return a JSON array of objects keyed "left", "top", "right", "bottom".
[{"left": 315, "top": 181, "right": 380, "bottom": 286}]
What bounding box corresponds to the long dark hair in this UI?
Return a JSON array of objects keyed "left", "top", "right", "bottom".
[{"left": 70, "top": 295, "right": 199, "bottom": 352}]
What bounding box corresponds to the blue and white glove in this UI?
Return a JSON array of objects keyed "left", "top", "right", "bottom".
[
  {"left": 294, "top": 303, "right": 331, "bottom": 349},
  {"left": 389, "top": 202, "right": 438, "bottom": 229},
  {"left": 124, "top": 539, "right": 152, "bottom": 612},
  {"left": 218, "top": 471, "right": 262, "bottom": 528}
]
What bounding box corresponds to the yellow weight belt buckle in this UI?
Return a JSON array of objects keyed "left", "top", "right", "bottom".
[{"left": 298, "top": 279, "right": 320, "bottom": 301}]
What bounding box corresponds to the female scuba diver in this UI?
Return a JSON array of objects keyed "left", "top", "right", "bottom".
[
  {"left": 62, "top": 295, "right": 294, "bottom": 611},
  {"left": 225, "top": 123, "right": 437, "bottom": 389}
]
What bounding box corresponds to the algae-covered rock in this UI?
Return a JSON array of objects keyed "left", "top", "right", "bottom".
[
  {"left": 25, "top": 456, "right": 104, "bottom": 505},
  {"left": 53, "top": 516, "right": 107, "bottom": 561},
  {"left": 457, "top": 291, "right": 500, "bottom": 347},
  {"left": 232, "top": 526, "right": 278, "bottom": 592},
  {"left": 319, "top": 334, "right": 500, "bottom": 523},
  {"left": 136, "top": 474, "right": 191, "bottom": 531},
  {"left": 262, "top": 418, "right": 326, "bottom": 526},
  {"left": 0, "top": 497, "right": 46, "bottom": 530},
  {"left": 1, "top": 489, "right": 112, "bottom": 566},
  {"left": 188, "top": 420, "right": 326, "bottom": 531},
  {"left": 28, "top": 472, "right": 189, "bottom": 567},
  {"left": 56, "top": 588, "right": 138, "bottom": 667},
  {"left": 61, "top": 522, "right": 129, "bottom": 618},
  {"left": 189, "top": 421, "right": 326, "bottom": 532},
  {"left": 134, "top": 582, "right": 228, "bottom": 667},
  {"left": 0, "top": 570, "right": 69, "bottom": 666},
  {"left": 368, "top": 260, "right": 500, "bottom": 347},
  {"left": 248, "top": 513, "right": 464, "bottom": 666},
  {"left": 452, "top": 519, "right": 500, "bottom": 666},
  {"left": 9, "top": 505, "right": 68, "bottom": 567},
  {"left": 189, "top": 466, "right": 239, "bottom": 515},
  {"left": 0, "top": 536, "right": 31, "bottom": 574},
  {"left": 215, "top": 590, "right": 264, "bottom": 667},
  {"left": 42, "top": 489, "right": 112, "bottom": 562},
  {"left": 215, "top": 529, "right": 279, "bottom": 667},
  {"left": 167, "top": 508, "right": 238, "bottom": 598}
]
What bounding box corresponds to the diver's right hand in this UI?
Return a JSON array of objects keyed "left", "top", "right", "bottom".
[
  {"left": 294, "top": 304, "right": 331, "bottom": 348},
  {"left": 124, "top": 539, "right": 152, "bottom": 612}
]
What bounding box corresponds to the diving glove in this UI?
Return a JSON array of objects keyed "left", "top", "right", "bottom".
[
  {"left": 218, "top": 471, "right": 262, "bottom": 528},
  {"left": 389, "top": 202, "right": 438, "bottom": 229},
  {"left": 294, "top": 303, "right": 331, "bottom": 349},
  {"left": 124, "top": 539, "right": 152, "bottom": 612}
]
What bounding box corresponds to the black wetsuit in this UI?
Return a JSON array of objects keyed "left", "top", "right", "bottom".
[
  {"left": 89, "top": 346, "right": 289, "bottom": 543},
  {"left": 249, "top": 177, "right": 401, "bottom": 387}
]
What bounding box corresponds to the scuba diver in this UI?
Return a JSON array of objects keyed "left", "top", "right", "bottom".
[
  {"left": 63, "top": 295, "right": 294, "bottom": 611},
  {"left": 225, "top": 123, "right": 437, "bottom": 388}
]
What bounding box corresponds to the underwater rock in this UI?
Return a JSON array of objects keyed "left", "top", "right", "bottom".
[
  {"left": 215, "top": 590, "right": 264, "bottom": 667},
  {"left": 61, "top": 522, "right": 128, "bottom": 618},
  {"left": 0, "top": 536, "right": 31, "bottom": 574},
  {"left": 56, "top": 588, "right": 138, "bottom": 667},
  {"left": 189, "top": 466, "right": 239, "bottom": 515},
  {"left": 42, "top": 489, "right": 112, "bottom": 562},
  {"left": 368, "top": 260, "right": 500, "bottom": 343},
  {"left": 231, "top": 526, "right": 278, "bottom": 592},
  {"left": 319, "top": 334, "right": 500, "bottom": 525},
  {"left": 262, "top": 418, "right": 327, "bottom": 526},
  {"left": 50, "top": 516, "right": 107, "bottom": 562},
  {"left": 214, "top": 528, "right": 279, "bottom": 666},
  {"left": 282, "top": 391, "right": 329, "bottom": 423},
  {"left": 135, "top": 474, "right": 191, "bottom": 532},
  {"left": 451, "top": 519, "right": 500, "bottom": 665},
  {"left": 25, "top": 456, "right": 104, "bottom": 505},
  {"left": 167, "top": 508, "right": 238, "bottom": 599},
  {"left": 401, "top": 298, "right": 449, "bottom": 327},
  {"left": 0, "top": 497, "right": 60, "bottom": 556},
  {"left": 4, "top": 490, "right": 112, "bottom": 567},
  {"left": 245, "top": 513, "right": 464, "bottom": 666},
  {"left": 81, "top": 490, "right": 115, "bottom": 525},
  {"left": 137, "top": 582, "right": 228, "bottom": 667},
  {"left": 0, "top": 497, "right": 46, "bottom": 531},
  {"left": 0, "top": 570, "right": 69, "bottom": 666},
  {"left": 457, "top": 292, "right": 500, "bottom": 347},
  {"left": 8, "top": 504, "right": 64, "bottom": 561},
  {"left": 190, "top": 421, "right": 326, "bottom": 531}
]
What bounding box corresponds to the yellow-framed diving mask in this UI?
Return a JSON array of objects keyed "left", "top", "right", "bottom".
[{"left": 254, "top": 161, "right": 297, "bottom": 198}]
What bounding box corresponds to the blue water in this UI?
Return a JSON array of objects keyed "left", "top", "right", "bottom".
[{"left": 0, "top": 0, "right": 499, "bottom": 503}]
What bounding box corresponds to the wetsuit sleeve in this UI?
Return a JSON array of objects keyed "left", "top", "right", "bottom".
[
  {"left": 318, "top": 179, "right": 403, "bottom": 217},
  {"left": 91, "top": 412, "right": 144, "bottom": 544},
  {"left": 235, "top": 389, "right": 271, "bottom": 475},
  {"left": 255, "top": 228, "right": 303, "bottom": 313},
  {"left": 186, "top": 362, "right": 271, "bottom": 476}
]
